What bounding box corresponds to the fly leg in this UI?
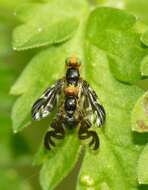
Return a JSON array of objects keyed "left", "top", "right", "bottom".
[
  {"left": 78, "top": 119, "right": 100, "bottom": 150},
  {"left": 44, "top": 117, "right": 65, "bottom": 150}
]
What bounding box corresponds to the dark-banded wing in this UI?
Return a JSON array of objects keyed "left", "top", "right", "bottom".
[
  {"left": 81, "top": 80, "right": 106, "bottom": 127},
  {"left": 32, "top": 78, "right": 64, "bottom": 120}
]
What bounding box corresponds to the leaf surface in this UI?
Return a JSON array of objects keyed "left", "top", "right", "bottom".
[
  {"left": 12, "top": 0, "right": 88, "bottom": 50},
  {"left": 76, "top": 7, "right": 146, "bottom": 190},
  {"left": 39, "top": 135, "right": 80, "bottom": 190},
  {"left": 86, "top": 7, "right": 148, "bottom": 83},
  {"left": 76, "top": 43, "right": 144, "bottom": 190}
]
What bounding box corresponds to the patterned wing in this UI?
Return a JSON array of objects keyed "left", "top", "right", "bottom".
[
  {"left": 81, "top": 79, "right": 106, "bottom": 127},
  {"left": 32, "top": 78, "right": 64, "bottom": 120}
]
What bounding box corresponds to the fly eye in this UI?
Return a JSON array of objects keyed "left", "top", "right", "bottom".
[
  {"left": 76, "top": 58, "right": 81, "bottom": 67},
  {"left": 65, "top": 57, "right": 71, "bottom": 67}
]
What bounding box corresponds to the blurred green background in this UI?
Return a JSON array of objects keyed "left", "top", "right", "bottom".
[{"left": 0, "top": 0, "right": 148, "bottom": 190}]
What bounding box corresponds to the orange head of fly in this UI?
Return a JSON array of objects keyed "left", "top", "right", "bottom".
[
  {"left": 65, "top": 56, "right": 81, "bottom": 68},
  {"left": 64, "top": 85, "right": 79, "bottom": 97}
]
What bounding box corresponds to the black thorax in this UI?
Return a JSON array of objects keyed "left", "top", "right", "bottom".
[{"left": 66, "top": 67, "right": 80, "bottom": 86}]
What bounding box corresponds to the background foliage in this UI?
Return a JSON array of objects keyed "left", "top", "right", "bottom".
[{"left": 0, "top": 0, "right": 148, "bottom": 190}]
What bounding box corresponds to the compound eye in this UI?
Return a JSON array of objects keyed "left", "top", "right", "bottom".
[
  {"left": 65, "top": 57, "right": 70, "bottom": 67},
  {"left": 76, "top": 58, "right": 81, "bottom": 67}
]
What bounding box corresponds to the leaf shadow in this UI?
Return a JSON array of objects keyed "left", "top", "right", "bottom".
[
  {"left": 138, "top": 184, "right": 148, "bottom": 190},
  {"left": 132, "top": 132, "right": 148, "bottom": 145}
]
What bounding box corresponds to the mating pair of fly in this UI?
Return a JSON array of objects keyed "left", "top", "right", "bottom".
[{"left": 32, "top": 57, "right": 106, "bottom": 150}]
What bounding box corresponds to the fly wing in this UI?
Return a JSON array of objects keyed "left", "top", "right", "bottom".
[
  {"left": 32, "top": 78, "right": 64, "bottom": 120},
  {"left": 81, "top": 79, "right": 106, "bottom": 127}
]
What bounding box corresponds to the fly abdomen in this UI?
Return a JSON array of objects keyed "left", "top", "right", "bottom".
[
  {"left": 63, "top": 115, "right": 78, "bottom": 129},
  {"left": 64, "top": 95, "right": 78, "bottom": 129},
  {"left": 64, "top": 96, "right": 76, "bottom": 117}
]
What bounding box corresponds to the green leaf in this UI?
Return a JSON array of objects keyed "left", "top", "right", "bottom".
[
  {"left": 38, "top": 134, "right": 80, "bottom": 190},
  {"left": 11, "top": 4, "right": 148, "bottom": 190},
  {"left": 96, "top": 0, "right": 148, "bottom": 26},
  {"left": 131, "top": 91, "right": 148, "bottom": 133},
  {"left": 86, "top": 7, "right": 148, "bottom": 84},
  {"left": 141, "top": 55, "right": 148, "bottom": 76},
  {"left": 76, "top": 7, "right": 146, "bottom": 190},
  {"left": 12, "top": 0, "right": 88, "bottom": 50},
  {"left": 76, "top": 43, "right": 144, "bottom": 190},
  {"left": 138, "top": 144, "right": 148, "bottom": 184}
]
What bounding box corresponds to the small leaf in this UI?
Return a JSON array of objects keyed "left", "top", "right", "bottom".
[
  {"left": 131, "top": 91, "right": 148, "bottom": 133},
  {"left": 141, "top": 55, "right": 148, "bottom": 76},
  {"left": 86, "top": 7, "right": 148, "bottom": 83},
  {"left": 138, "top": 144, "right": 148, "bottom": 184},
  {"left": 12, "top": 0, "right": 88, "bottom": 50},
  {"left": 39, "top": 134, "right": 80, "bottom": 190}
]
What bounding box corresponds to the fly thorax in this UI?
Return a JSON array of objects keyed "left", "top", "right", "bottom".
[{"left": 66, "top": 68, "right": 80, "bottom": 86}]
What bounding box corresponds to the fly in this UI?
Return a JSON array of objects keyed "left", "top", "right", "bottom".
[{"left": 31, "top": 56, "right": 106, "bottom": 150}]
